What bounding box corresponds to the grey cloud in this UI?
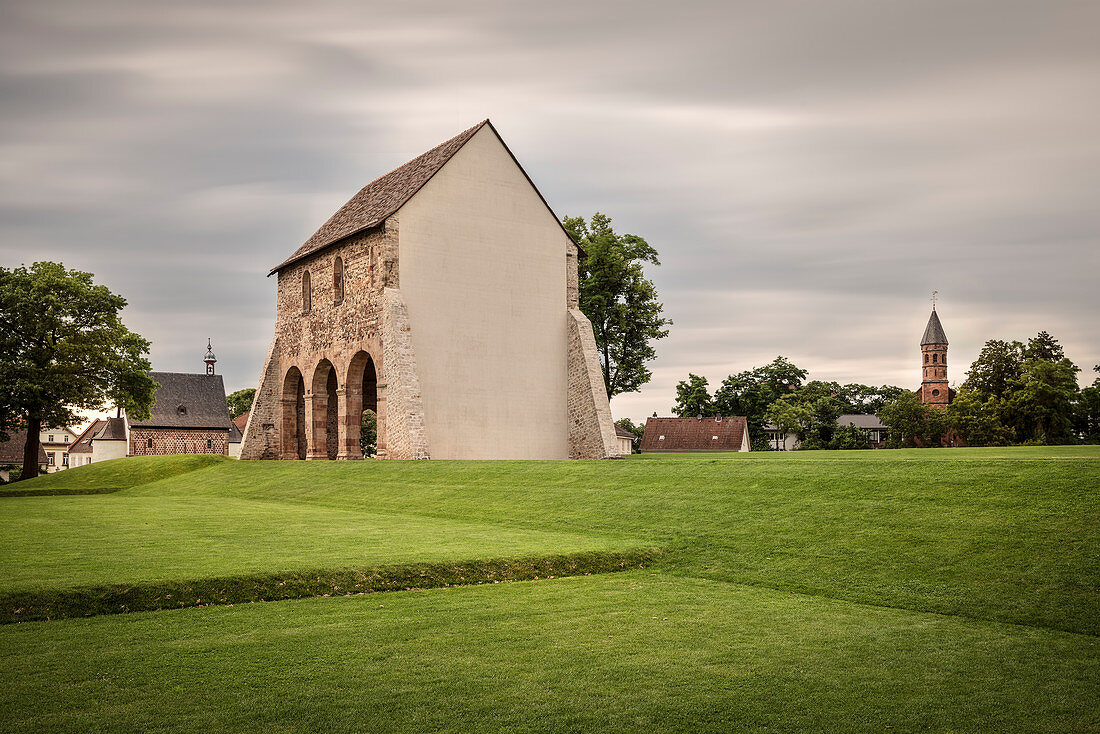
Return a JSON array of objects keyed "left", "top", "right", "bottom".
[{"left": 2, "top": 0, "right": 1097, "bottom": 420}]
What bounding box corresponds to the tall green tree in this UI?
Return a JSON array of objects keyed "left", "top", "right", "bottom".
[
  {"left": 672, "top": 374, "right": 713, "bottom": 417},
  {"left": 879, "top": 391, "right": 948, "bottom": 448},
  {"left": 226, "top": 388, "right": 256, "bottom": 419},
  {"left": 0, "top": 262, "right": 156, "bottom": 479},
  {"left": 1073, "top": 366, "right": 1100, "bottom": 443},
  {"left": 712, "top": 356, "right": 809, "bottom": 449},
  {"left": 563, "top": 213, "right": 671, "bottom": 398}
]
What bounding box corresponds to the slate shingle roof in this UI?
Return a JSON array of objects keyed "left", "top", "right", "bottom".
[
  {"left": 640, "top": 416, "right": 748, "bottom": 452},
  {"left": 68, "top": 420, "right": 105, "bottom": 454},
  {"left": 0, "top": 430, "right": 48, "bottom": 464},
  {"left": 921, "top": 309, "right": 948, "bottom": 345},
  {"left": 93, "top": 417, "right": 128, "bottom": 440},
  {"left": 131, "top": 372, "right": 231, "bottom": 430},
  {"left": 270, "top": 120, "right": 490, "bottom": 274},
  {"left": 615, "top": 424, "right": 636, "bottom": 439}
]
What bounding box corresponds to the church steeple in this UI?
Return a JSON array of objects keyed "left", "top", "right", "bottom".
[
  {"left": 919, "top": 300, "right": 949, "bottom": 406},
  {"left": 204, "top": 338, "right": 217, "bottom": 376}
]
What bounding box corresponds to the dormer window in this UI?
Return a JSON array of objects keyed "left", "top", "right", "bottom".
[
  {"left": 302, "top": 270, "right": 312, "bottom": 313},
  {"left": 333, "top": 256, "right": 344, "bottom": 304},
  {"left": 177, "top": 405, "right": 188, "bottom": 416}
]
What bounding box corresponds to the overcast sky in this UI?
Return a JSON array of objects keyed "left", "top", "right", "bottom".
[{"left": 3, "top": 0, "right": 1097, "bottom": 423}]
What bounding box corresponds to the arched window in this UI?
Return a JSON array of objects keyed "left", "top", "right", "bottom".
[
  {"left": 207, "top": 438, "right": 212, "bottom": 450},
  {"left": 146, "top": 437, "right": 153, "bottom": 449},
  {"left": 932, "top": 353, "right": 938, "bottom": 363},
  {"left": 302, "top": 271, "right": 312, "bottom": 313},
  {"left": 333, "top": 256, "right": 344, "bottom": 304},
  {"left": 925, "top": 354, "right": 929, "bottom": 363}
]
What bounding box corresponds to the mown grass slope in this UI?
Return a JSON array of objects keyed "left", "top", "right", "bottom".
[{"left": 0, "top": 447, "right": 1096, "bottom": 732}]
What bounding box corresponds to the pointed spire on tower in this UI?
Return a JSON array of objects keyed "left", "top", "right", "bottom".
[
  {"left": 204, "top": 338, "right": 217, "bottom": 375},
  {"left": 921, "top": 307, "right": 948, "bottom": 346}
]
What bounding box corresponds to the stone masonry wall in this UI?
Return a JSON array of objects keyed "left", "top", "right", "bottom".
[
  {"left": 240, "top": 336, "right": 282, "bottom": 459},
  {"left": 381, "top": 287, "right": 430, "bottom": 459},
  {"left": 130, "top": 428, "right": 229, "bottom": 456},
  {"left": 567, "top": 308, "right": 619, "bottom": 459},
  {"left": 241, "top": 216, "right": 429, "bottom": 460}
]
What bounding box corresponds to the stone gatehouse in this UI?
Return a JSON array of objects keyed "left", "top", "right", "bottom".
[{"left": 240, "top": 120, "right": 618, "bottom": 460}]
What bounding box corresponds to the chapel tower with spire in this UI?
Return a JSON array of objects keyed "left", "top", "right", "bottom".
[{"left": 919, "top": 302, "right": 949, "bottom": 406}]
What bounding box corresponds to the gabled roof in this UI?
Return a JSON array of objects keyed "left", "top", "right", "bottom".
[
  {"left": 229, "top": 420, "right": 243, "bottom": 444},
  {"left": 640, "top": 416, "right": 748, "bottom": 453},
  {"left": 0, "top": 430, "right": 48, "bottom": 464},
  {"left": 68, "top": 419, "right": 105, "bottom": 454},
  {"left": 130, "top": 372, "right": 231, "bottom": 430},
  {"left": 615, "top": 424, "right": 636, "bottom": 439},
  {"left": 232, "top": 412, "right": 249, "bottom": 434},
  {"left": 93, "top": 417, "right": 127, "bottom": 441},
  {"left": 271, "top": 120, "right": 489, "bottom": 274},
  {"left": 921, "top": 309, "right": 948, "bottom": 345},
  {"left": 836, "top": 414, "right": 885, "bottom": 430},
  {"left": 270, "top": 119, "right": 580, "bottom": 274}
]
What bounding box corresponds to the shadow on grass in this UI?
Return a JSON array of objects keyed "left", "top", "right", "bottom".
[{"left": 0, "top": 487, "right": 126, "bottom": 498}]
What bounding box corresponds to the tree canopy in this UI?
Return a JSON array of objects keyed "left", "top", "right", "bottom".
[
  {"left": 0, "top": 262, "right": 156, "bottom": 479},
  {"left": 226, "top": 388, "right": 256, "bottom": 420},
  {"left": 564, "top": 213, "right": 670, "bottom": 398}
]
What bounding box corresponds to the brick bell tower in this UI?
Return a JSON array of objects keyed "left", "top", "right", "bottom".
[{"left": 920, "top": 298, "right": 949, "bottom": 406}]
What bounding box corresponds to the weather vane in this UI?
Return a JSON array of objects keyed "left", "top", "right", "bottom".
[{"left": 931, "top": 290, "right": 938, "bottom": 309}]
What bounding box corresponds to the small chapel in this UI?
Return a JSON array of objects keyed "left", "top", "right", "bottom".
[{"left": 240, "top": 120, "right": 619, "bottom": 460}]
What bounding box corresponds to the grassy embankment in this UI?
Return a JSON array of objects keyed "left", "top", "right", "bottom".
[{"left": 0, "top": 447, "right": 1097, "bottom": 732}]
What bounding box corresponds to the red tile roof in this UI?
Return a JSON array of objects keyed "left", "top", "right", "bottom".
[
  {"left": 640, "top": 416, "right": 748, "bottom": 453},
  {"left": 232, "top": 412, "right": 249, "bottom": 434},
  {"left": 68, "top": 419, "right": 106, "bottom": 454}
]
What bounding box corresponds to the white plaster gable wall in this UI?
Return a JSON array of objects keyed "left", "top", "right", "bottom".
[
  {"left": 398, "top": 125, "right": 570, "bottom": 459},
  {"left": 91, "top": 439, "right": 127, "bottom": 462}
]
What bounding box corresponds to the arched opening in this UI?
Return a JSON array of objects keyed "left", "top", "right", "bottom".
[
  {"left": 925, "top": 353, "right": 929, "bottom": 363},
  {"left": 333, "top": 256, "right": 344, "bottom": 304},
  {"left": 932, "top": 353, "right": 938, "bottom": 363},
  {"left": 345, "top": 351, "right": 379, "bottom": 458},
  {"left": 310, "top": 359, "right": 339, "bottom": 460},
  {"left": 281, "top": 366, "right": 306, "bottom": 460}
]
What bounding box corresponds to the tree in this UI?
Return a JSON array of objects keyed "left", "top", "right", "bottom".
[
  {"left": 1009, "top": 357, "right": 1079, "bottom": 443},
  {"left": 946, "top": 389, "right": 1013, "bottom": 446},
  {"left": 879, "top": 392, "right": 947, "bottom": 448},
  {"left": 0, "top": 262, "right": 156, "bottom": 480},
  {"left": 226, "top": 388, "right": 256, "bottom": 419},
  {"left": 361, "top": 410, "right": 377, "bottom": 458},
  {"left": 962, "top": 339, "right": 1025, "bottom": 401},
  {"left": 1073, "top": 366, "right": 1100, "bottom": 443},
  {"left": 831, "top": 422, "right": 871, "bottom": 450},
  {"left": 614, "top": 418, "right": 645, "bottom": 453},
  {"left": 712, "top": 356, "right": 808, "bottom": 450},
  {"left": 672, "top": 374, "right": 713, "bottom": 417},
  {"left": 563, "top": 213, "right": 671, "bottom": 398}
]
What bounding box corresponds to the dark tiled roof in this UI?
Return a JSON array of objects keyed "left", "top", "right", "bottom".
[
  {"left": 232, "top": 412, "right": 249, "bottom": 434},
  {"left": 229, "top": 421, "right": 243, "bottom": 443},
  {"left": 836, "top": 414, "right": 885, "bottom": 430},
  {"left": 640, "top": 416, "right": 748, "bottom": 453},
  {"left": 270, "top": 120, "right": 490, "bottom": 274},
  {"left": 921, "top": 309, "right": 948, "bottom": 345},
  {"left": 615, "top": 424, "right": 636, "bottom": 439},
  {"left": 93, "top": 417, "right": 127, "bottom": 440},
  {"left": 0, "top": 430, "right": 49, "bottom": 464},
  {"left": 68, "top": 420, "right": 105, "bottom": 454},
  {"left": 131, "top": 372, "right": 231, "bottom": 430}
]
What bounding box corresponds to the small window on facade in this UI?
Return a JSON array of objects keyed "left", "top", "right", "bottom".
[
  {"left": 49, "top": 434, "right": 55, "bottom": 443},
  {"left": 47, "top": 452, "right": 55, "bottom": 465},
  {"left": 207, "top": 439, "right": 212, "bottom": 450},
  {"left": 147, "top": 438, "right": 153, "bottom": 448},
  {"left": 925, "top": 354, "right": 928, "bottom": 363},
  {"left": 333, "top": 256, "right": 344, "bottom": 304},
  {"left": 712, "top": 435, "right": 719, "bottom": 440},
  {"left": 63, "top": 453, "right": 69, "bottom": 467},
  {"left": 932, "top": 353, "right": 938, "bottom": 363},
  {"left": 303, "top": 270, "right": 312, "bottom": 313},
  {"left": 659, "top": 435, "right": 665, "bottom": 441},
  {"left": 932, "top": 389, "right": 940, "bottom": 397}
]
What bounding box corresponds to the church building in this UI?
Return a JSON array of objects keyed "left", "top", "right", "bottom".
[{"left": 240, "top": 120, "right": 618, "bottom": 460}]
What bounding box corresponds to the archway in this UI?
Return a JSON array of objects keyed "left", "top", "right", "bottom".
[
  {"left": 281, "top": 366, "right": 306, "bottom": 460},
  {"left": 311, "top": 359, "right": 339, "bottom": 460},
  {"left": 345, "top": 351, "right": 379, "bottom": 458}
]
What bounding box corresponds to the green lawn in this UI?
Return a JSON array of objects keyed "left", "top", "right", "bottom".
[{"left": 1, "top": 447, "right": 1097, "bottom": 731}]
